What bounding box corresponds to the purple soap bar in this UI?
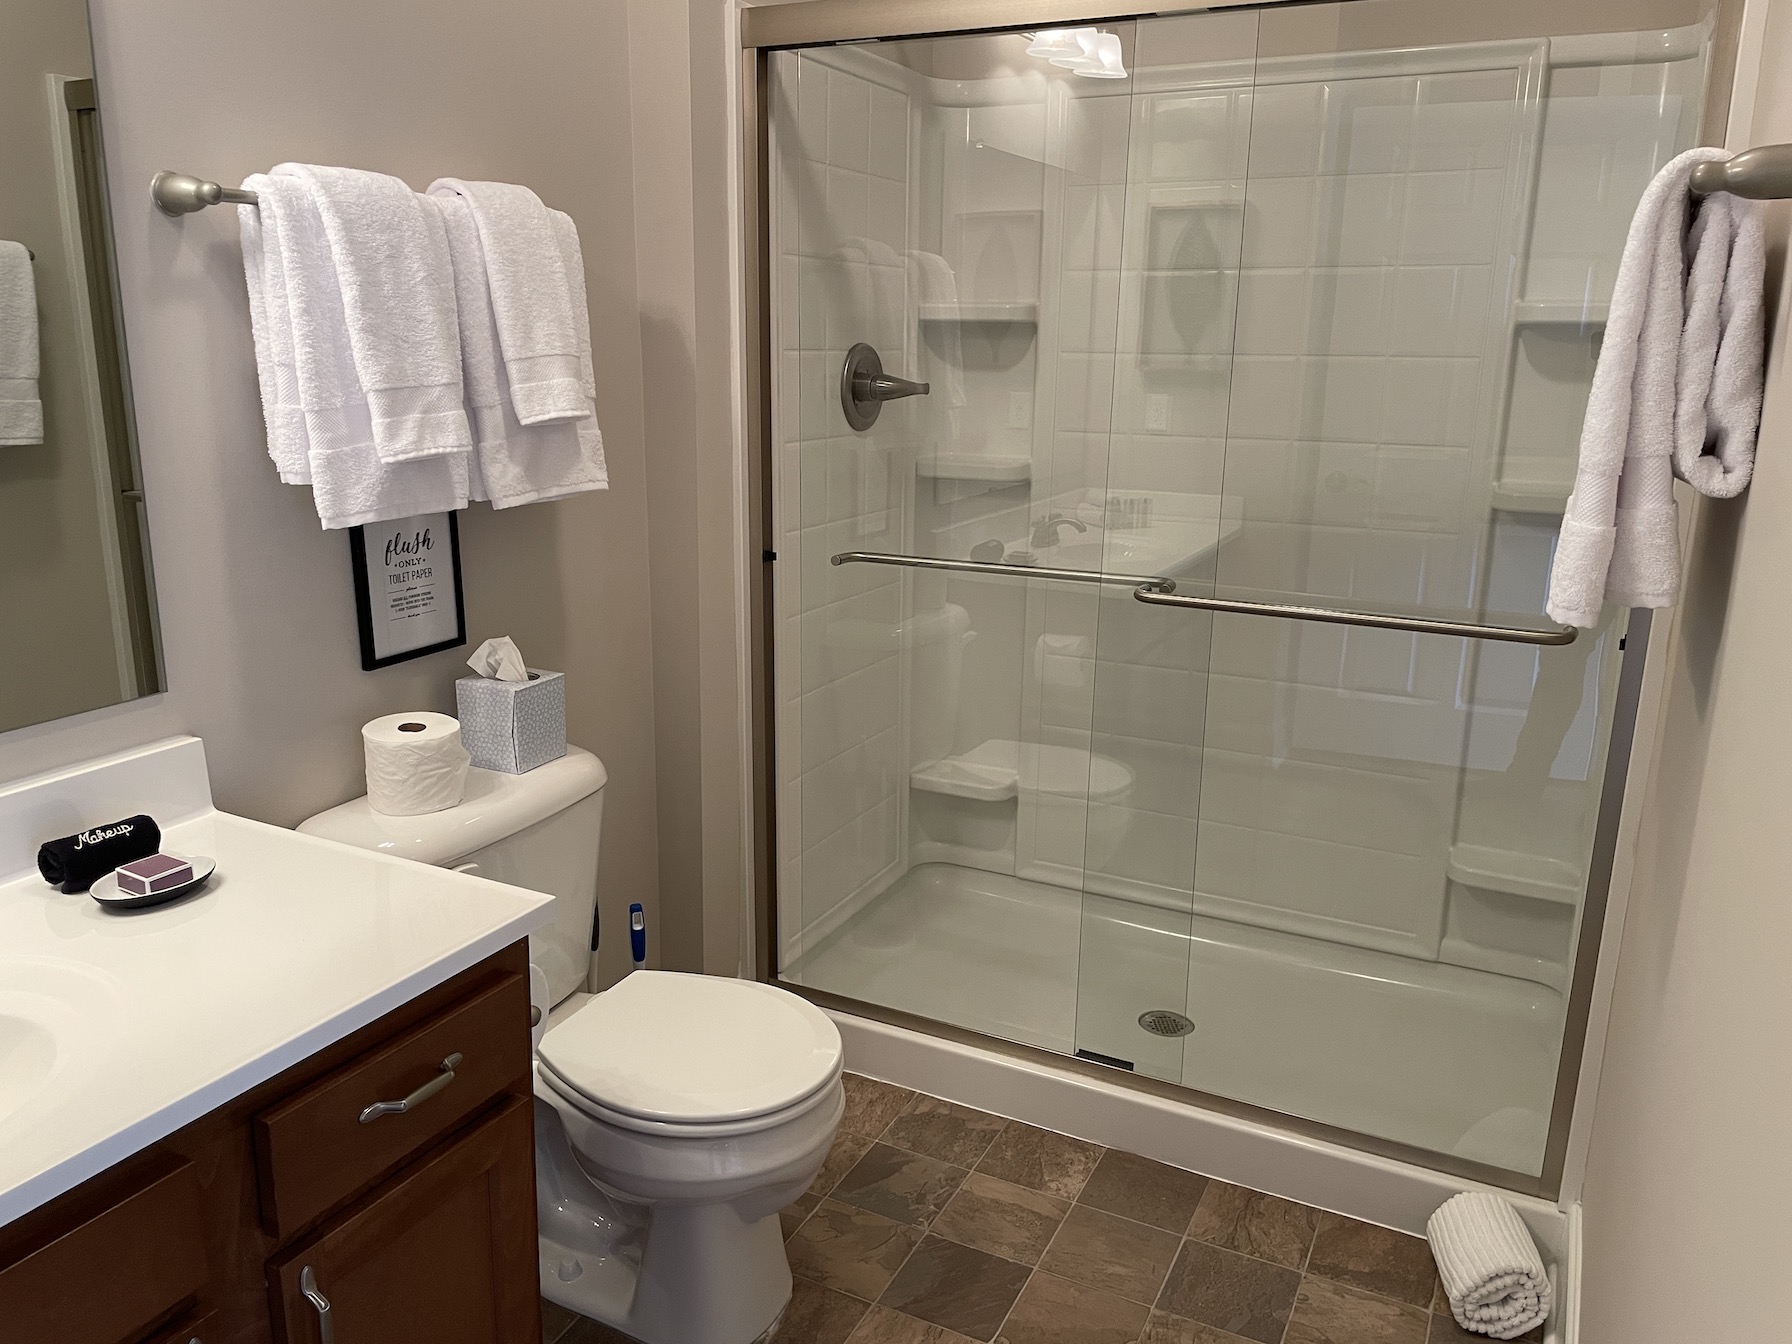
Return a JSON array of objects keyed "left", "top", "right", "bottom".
[{"left": 115, "top": 853, "right": 194, "bottom": 897}]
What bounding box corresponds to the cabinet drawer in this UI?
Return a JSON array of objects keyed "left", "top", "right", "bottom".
[
  {"left": 255, "top": 972, "right": 530, "bottom": 1238},
  {"left": 269, "top": 1097, "right": 539, "bottom": 1344},
  {"left": 148, "top": 1307, "right": 219, "bottom": 1344},
  {"left": 0, "top": 1157, "right": 206, "bottom": 1344}
]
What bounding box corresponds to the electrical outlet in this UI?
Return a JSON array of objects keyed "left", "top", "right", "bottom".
[
  {"left": 1145, "top": 394, "right": 1171, "bottom": 432},
  {"left": 1008, "top": 392, "right": 1032, "bottom": 429}
]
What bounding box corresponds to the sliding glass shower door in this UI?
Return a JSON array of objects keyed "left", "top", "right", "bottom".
[{"left": 765, "top": 0, "right": 1708, "bottom": 1185}]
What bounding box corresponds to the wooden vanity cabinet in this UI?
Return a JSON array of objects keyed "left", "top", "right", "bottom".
[{"left": 0, "top": 941, "right": 541, "bottom": 1344}]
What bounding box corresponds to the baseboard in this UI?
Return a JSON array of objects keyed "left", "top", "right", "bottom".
[{"left": 832, "top": 1008, "right": 1579, "bottom": 1338}]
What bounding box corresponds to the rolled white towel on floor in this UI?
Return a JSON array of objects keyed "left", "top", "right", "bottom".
[{"left": 1426, "top": 1192, "right": 1552, "bottom": 1339}]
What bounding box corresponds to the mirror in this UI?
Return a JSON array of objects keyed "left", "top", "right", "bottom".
[{"left": 0, "top": 0, "right": 162, "bottom": 733}]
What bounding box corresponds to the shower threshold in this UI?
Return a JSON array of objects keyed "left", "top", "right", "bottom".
[{"left": 784, "top": 862, "right": 1565, "bottom": 1176}]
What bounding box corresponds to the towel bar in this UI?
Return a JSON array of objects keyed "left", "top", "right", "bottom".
[
  {"left": 151, "top": 171, "right": 258, "bottom": 216},
  {"left": 829, "top": 551, "right": 1577, "bottom": 646},
  {"left": 1689, "top": 143, "right": 1792, "bottom": 199}
]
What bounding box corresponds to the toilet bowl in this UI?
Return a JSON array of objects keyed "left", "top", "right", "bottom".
[{"left": 300, "top": 749, "right": 843, "bottom": 1344}]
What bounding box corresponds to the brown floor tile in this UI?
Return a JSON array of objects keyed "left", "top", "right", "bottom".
[
  {"left": 885, "top": 1096, "right": 1009, "bottom": 1168},
  {"left": 1139, "top": 1311, "right": 1256, "bottom": 1344},
  {"left": 783, "top": 1191, "right": 822, "bottom": 1239},
  {"left": 1307, "top": 1214, "right": 1437, "bottom": 1308},
  {"left": 849, "top": 1305, "right": 982, "bottom": 1343},
  {"left": 1285, "top": 1277, "right": 1428, "bottom": 1344},
  {"left": 542, "top": 1299, "right": 580, "bottom": 1344},
  {"left": 995, "top": 1269, "right": 1151, "bottom": 1344},
  {"left": 878, "top": 1235, "right": 1032, "bottom": 1341},
  {"left": 788, "top": 1199, "right": 927, "bottom": 1301},
  {"left": 1076, "top": 1150, "right": 1211, "bottom": 1233},
  {"left": 1186, "top": 1182, "right": 1319, "bottom": 1270},
  {"left": 1426, "top": 1308, "right": 1544, "bottom": 1343},
  {"left": 932, "top": 1172, "right": 1069, "bottom": 1265},
  {"left": 813, "top": 1131, "right": 878, "bottom": 1199},
  {"left": 1037, "top": 1204, "right": 1182, "bottom": 1305},
  {"left": 976, "top": 1122, "right": 1104, "bottom": 1200},
  {"left": 770, "top": 1278, "right": 874, "bottom": 1344},
  {"left": 1157, "top": 1239, "right": 1302, "bottom": 1344},
  {"left": 835, "top": 1142, "right": 969, "bottom": 1227},
  {"left": 843, "top": 1074, "right": 917, "bottom": 1138}
]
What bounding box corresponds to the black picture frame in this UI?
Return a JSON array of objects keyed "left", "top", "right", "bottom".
[{"left": 348, "top": 512, "right": 467, "bottom": 671}]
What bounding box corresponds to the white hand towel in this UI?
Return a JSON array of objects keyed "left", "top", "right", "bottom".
[
  {"left": 273, "top": 163, "right": 471, "bottom": 465},
  {"left": 1427, "top": 1192, "right": 1552, "bottom": 1339},
  {"left": 427, "top": 178, "right": 592, "bottom": 426},
  {"left": 1674, "top": 187, "right": 1765, "bottom": 498},
  {"left": 1547, "top": 147, "right": 1763, "bottom": 628},
  {"left": 256, "top": 174, "right": 467, "bottom": 529},
  {"left": 430, "top": 194, "right": 606, "bottom": 508},
  {"left": 239, "top": 175, "right": 309, "bottom": 483},
  {"left": 0, "top": 241, "right": 43, "bottom": 447}
]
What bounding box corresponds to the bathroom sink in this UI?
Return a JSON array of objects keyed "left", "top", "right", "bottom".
[
  {"left": 0, "top": 958, "right": 124, "bottom": 1132},
  {"left": 0, "top": 1015, "right": 57, "bottom": 1127}
]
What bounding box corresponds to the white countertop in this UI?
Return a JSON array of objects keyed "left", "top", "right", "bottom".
[{"left": 0, "top": 807, "right": 553, "bottom": 1226}]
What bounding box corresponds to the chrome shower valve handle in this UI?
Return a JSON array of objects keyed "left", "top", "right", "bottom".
[{"left": 841, "top": 343, "right": 929, "bottom": 430}]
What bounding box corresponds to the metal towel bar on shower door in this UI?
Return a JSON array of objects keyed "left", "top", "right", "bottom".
[{"left": 829, "top": 551, "right": 1578, "bottom": 646}]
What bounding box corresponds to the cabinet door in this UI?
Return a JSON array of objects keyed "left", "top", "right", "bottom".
[{"left": 268, "top": 1098, "right": 538, "bottom": 1344}]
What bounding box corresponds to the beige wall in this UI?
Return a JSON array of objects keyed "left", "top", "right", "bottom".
[
  {"left": 1579, "top": 1, "right": 1792, "bottom": 1336},
  {"left": 0, "top": 0, "right": 124, "bottom": 729},
  {"left": 0, "top": 0, "right": 664, "bottom": 988},
  {"left": 629, "top": 0, "right": 751, "bottom": 976}
]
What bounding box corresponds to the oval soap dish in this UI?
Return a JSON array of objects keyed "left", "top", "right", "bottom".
[{"left": 89, "top": 854, "right": 217, "bottom": 911}]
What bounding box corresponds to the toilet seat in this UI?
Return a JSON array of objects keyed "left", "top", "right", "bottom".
[{"left": 537, "top": 971, "right": 842, "bottom": 1136}]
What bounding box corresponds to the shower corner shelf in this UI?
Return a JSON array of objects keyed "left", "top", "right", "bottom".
[
  {"left": 918, "top": 302, "right": 1039, "bottom": 325},
  {"left": 1446, "top": 843, "right": 1582, "bottom": 905},
  {"left": 1510, "top": 298, "right": 1610, "bottom": 328},
  {"left": 917, "top": 452, "right": 1032, "bottom": 483},
  {"left": 1489, "top": 479, "right": 1572, "bottom": 514}
]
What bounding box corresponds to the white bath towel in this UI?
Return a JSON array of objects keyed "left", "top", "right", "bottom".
[
  {"left": 272, "top": 163, "right": 471, "bottom": 465},
  {"left": 254, "top": 173, "right": 466, "bottom": 528},
  {"left": 1547, "top": 147, "right": 1764, "bottom": 627},
  {"left": 1674, "top": 187, "right": 1765, "bottom": 498},
  {"left": 0, "top": 241, "right": 43, "bottom": 446},
  {"left": 1427, "top": 1192, "right": 1552, "bottom": 1340},
  {"left": 426, "top": 178, "right": 592, "bottom": 425},
  {"left": 430, "top": 193, "right": 606, "bottom": 508}
]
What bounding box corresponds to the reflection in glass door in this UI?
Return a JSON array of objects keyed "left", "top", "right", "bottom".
[{"left": 764, "top": 0, "right": 1709, "bottom": 1186}]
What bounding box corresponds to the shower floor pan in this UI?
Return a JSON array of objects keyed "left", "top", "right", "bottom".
[{"left": 786, "top": 861, "right": 1564, "bottom": 1175}]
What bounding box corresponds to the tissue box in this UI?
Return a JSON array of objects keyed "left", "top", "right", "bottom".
[{"left": 455, "top": 668, "right": 567, "bottom": 773}]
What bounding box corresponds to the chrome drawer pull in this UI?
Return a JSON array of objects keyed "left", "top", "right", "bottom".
[
  {"left": 358, "top": 1052, "right": 463, "bottom": 1124},
  {"left": 300, "top": 1264, "right": 335, "bottom": 1344}
]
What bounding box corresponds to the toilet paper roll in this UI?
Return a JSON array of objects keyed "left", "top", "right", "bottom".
[{"left": 363, "top": 712, "right": 471, "bottom": 816}]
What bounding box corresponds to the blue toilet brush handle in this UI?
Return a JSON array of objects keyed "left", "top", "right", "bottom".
[{"left": 629, "top": 903, "right": 646, "bottom": 968}]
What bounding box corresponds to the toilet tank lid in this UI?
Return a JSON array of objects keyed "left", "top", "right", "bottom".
[{"left": 296, "top": 745, "right": 606, "bottom": 866}]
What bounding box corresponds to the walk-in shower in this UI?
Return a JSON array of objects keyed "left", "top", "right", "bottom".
[{"left": 746, "top": 0, "right": 1722, "bottom": 1194}]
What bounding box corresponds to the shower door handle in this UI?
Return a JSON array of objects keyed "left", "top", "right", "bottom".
[{"left": 841, "top": 343, "right": 928, "bottom": 430}]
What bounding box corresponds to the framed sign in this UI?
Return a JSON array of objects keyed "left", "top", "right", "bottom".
[{"left": 348, "top": 512, "right": 467, "bottom": 670}]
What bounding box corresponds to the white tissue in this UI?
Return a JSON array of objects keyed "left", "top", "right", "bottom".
[
  {"left": 467, "top": 635, "right": 529, "bottom": 682},
  {"left": 362, "top": 712, "right": 471, "bottom": 816}
]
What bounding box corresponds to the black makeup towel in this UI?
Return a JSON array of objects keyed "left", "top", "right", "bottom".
[{"left": 37, "top": 814, "right": 161, "bottom": 893}]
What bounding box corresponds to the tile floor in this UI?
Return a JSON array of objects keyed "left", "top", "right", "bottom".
[{"left": 541, "top": 1074, "right": 1545, "bottom": 1344}]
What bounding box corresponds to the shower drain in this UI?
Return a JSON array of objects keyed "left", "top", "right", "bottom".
[{"left": 1138, "top": 1009, "right": 1196, "bottom": 1037}]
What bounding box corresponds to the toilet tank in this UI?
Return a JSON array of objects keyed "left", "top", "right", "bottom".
[{"left": 298, "top": 747, "right": 607, "bottom": 1007}]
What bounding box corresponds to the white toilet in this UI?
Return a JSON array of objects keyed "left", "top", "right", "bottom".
[{"left": 300, "top": 747, "right": 844, "bottom": 1344}]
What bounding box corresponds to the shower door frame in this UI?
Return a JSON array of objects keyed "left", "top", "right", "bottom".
[{"left": 738, "top": 0, "right": 1742, "bottom": 1201}]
